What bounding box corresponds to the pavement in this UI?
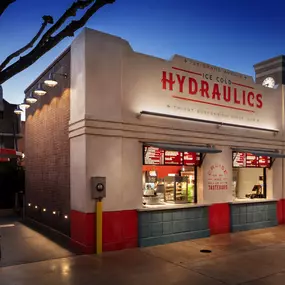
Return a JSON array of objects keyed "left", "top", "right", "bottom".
[
  {"left": 1, "top": 221, "right": 285, "bottom": 284},
  {"left": 0, "top": 216, "right": 74, "bottom": 267}
]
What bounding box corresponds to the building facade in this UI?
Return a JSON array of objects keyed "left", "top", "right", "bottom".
[
  {"left": 24, "top": 28, "right": 285, "bottom": 253},
  {"left": 0, "top": 90, "right": 23, "bottom": 209},
  {"left": 0, "top": 99, "right": 21, "bottom": 149}
]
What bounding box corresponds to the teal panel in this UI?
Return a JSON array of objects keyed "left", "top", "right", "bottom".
[
  {"left": 230, "top": 201, "right": 277, "bottom": 233},
  {"left": 138, "top": 206, "right": 209, "bottom": 247}
]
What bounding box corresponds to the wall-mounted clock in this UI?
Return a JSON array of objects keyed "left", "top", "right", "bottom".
[{"left": 262, "top": 77, "right": 275, "bottom": 88}]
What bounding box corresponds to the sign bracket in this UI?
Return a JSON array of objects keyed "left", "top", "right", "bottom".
[
  {"left": 269, "top": 158, "right": 276, "bottom": 170},
  {"left": 199, "top": 153, "right": 207, "bottom": 167}
]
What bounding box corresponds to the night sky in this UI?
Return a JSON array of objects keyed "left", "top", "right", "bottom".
[{"left": 1, "top": 0, "right": 285, "bottom": 105}]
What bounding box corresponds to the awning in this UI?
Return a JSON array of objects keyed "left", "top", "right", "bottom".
[
  {"left": 232, "top": 148, "right": 285, "bottom": 158},
  {"left": 0, "top": 148, "right": 22, "bottom": 158},
  {"left": 144, "top": 142, "right": 222, "bottom": 154}
]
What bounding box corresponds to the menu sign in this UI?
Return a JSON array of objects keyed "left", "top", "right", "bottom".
[
  {"left": 233, "top": 152, "right": 271, "bottom": 168},
  {"left": 259, "top": 156, "right": 271, "bottom": 168},
  {"left": 164, "top": 151, "right": 183, "bottom": 165},
  {"left": 246, "top": 153, "right": 258, "bottom": 167},
  {"left": 184, "top": 152, "right": 199, "bottom": 166},
  {"left": 233, "top": 152, "right": 245, "bottom": 167},
  {"left": 144, "top": 147, "right": 164, "bottom": 165},
  {"left": 143, "top": 145, "right": 201, "bottom": 166}
]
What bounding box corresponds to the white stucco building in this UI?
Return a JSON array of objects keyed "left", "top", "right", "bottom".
[{"left": 24, "top": 28, "right": 285, "bottom": 253}]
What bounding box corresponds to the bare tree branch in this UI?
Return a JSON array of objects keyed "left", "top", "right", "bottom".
[
  {"left": 0, "top": 16, "right": 54, "bottom": 71},
  {"left": 0, "top": 0, "right": 15, "bottom": 17},
  {"left": 37, "top": 0, "right": 95, "bottom": 47},
  {"left": 0, "top": 0, "right": 115, "bottom": 85}
]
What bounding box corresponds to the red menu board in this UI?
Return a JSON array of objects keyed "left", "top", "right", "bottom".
[
  {"left": 258, "top": 156, "right": 271, "bottom": 168},
  {"left": 246, "top": 153, "right": 258, "bottom": 167},
  {"left": 184, "top": 152, "right": 199, "bottom": 166},
  {"left": 144, "top": 147, "right": 164, "bottom": 165},
  {"left": 164, "top": 151, "right": 183, "bottom": 165},
  {"left": 233, "top": 152, "right": 271, "bottom": 168},
  {"left": 233, "top": 152, "right": 246, "bottom": 167}
]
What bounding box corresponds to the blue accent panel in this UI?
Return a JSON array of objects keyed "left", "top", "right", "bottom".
[
  {"left": 138, "top": 206, "right": 209, "bottom": 247},
  {"left": 230, "top": 201, "right": 277, "bottom": 233},
  {"left": 163, "top": 212, "right": 173, "bottom": 222}
]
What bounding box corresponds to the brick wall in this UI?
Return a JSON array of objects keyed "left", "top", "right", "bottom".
[
  {"left": 18, "top": 121, "right": 25, "bottom": 152},
  {"left": 25, "top": 50, "right": 71, "bottom": 235}
]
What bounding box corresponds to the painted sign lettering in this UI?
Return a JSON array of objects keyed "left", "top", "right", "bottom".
[{"left": 162, "top": 70, "right": 263, "bottom": 110}]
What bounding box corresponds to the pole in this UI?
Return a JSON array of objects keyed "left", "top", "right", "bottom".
[
  {"left": 96, "top": 198, "right": 103, "bottom": 254},
  {"left": 281, "top": 84, "right": 285, "bottom": 217}
]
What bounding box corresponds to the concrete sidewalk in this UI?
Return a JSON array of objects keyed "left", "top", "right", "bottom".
[
  {"left": 1, "top": 225, "right": 285, "bottom": 284},
  {"left": 0, "top": 217, "right": 74, "bottom": 267}
]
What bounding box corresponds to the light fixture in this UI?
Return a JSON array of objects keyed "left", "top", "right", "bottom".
[
  {"left": 34, "top": 83, "right": 47, "bottom": 96},
  {"left": 53, "top": 211, "right": 56, "bottom": 215},
  {"left": 35, "top": 205, "right": 38, "bottom": 209},
  {"left": 44, "top": 73, "right": 58, "bottom": 87},
  {"left": 64, "top": 215, "right": 68, "bottom": 219},
  {"left": 26, "top": 92, "right": 37, "bottom": 104},
  {"left": 44, "top": 72, "right": 67, "bottom": 88},
  {"left": 43, "top": 208, "right": 46, "bottom": 212},
  {"left": 19, "top": 99, "right": 30, "bottom": 110},
  {"left": 14, "top": 105, "right": 23, "bottom": 115},
  {"left": 28, "top": 203, "right": 31, "bottom": 207}
]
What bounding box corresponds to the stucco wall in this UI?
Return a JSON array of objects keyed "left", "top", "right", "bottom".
[{"left": 69, "top": 28, "right": 285, "bottom": 214}]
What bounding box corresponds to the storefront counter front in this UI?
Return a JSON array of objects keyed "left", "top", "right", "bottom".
[
  {"left": 229, "top": 199, "right": 278, "bottom": 232},
  {"left": 137, "top": 204, "right": 210, "bottom": 247},
  {"left": 138, "top": 202, "right": 211, "bottom": 211}
]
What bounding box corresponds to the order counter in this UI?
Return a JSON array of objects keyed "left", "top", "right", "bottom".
[
  {"left": 137, "top": 198, "right": 279, "bottom": 247},
  {"left": 137, "top": 203, "right": 210, "bottom": 247},
  {"left": 229, "top": 199, "right": 278, "bottom": 232}
]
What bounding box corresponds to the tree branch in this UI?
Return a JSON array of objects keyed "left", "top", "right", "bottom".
[
  {"left": 0, "top": 0, "right": 15, "bottom": 17},
  {"left": 0, "top": 16, "right": 54, "bottom": 71},
  {"left": 37, "top": 0, "right": 95, "bottom": 47},
  {"left": 0, "top": 0, "right": 115, "bottom": 85}
]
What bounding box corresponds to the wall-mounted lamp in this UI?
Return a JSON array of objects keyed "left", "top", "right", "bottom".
[
  {"left": 26, "top": 92, "right": 37, "bottom": 104},
  {"left": 14, "top": 105, "right": 23, "bottom": 115},
  {"left": 44, "top": 72, "right": 67, "bottom": 88},
  {"left": 19, "top": 99, "right": 30, "bottom": 110},
  {"left": 34, "top": 83, "right": 47, "bottom": 96}
]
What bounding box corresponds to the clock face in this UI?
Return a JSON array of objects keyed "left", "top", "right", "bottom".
[{"left": 262, "top": 77, "right": 275, "bottom": 88}]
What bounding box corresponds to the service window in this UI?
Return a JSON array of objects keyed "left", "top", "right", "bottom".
[
  {"left": 232, "top": 152, "right": 271, "bottom": 199},
  {"left": 142, "top": 146, "right": 200, "bottom": 205}
]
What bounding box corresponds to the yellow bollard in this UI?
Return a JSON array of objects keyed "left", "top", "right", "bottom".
[{"left": 96, "top": 199, "right": 103, "bottom": 254}]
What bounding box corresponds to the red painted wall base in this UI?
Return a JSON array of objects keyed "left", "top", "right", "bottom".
[
  {"left": 209, "top": 203, "right": 230, "bottom": 235},
  {"left": 277, "top": 199, "right": 285, "bottom": 225},
  {"left": 70, "top": 209, "right": 138, "bottom": 253}
]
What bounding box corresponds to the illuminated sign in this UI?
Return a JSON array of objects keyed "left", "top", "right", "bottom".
[
  {"left": 233, "top": 152, "right": 271, "bottom": 168},
  {"left": 143, "top": 146, "right": 200, "bottom": 166}
]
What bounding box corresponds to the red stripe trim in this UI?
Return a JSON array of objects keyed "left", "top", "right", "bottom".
[
  {"left": 172, "top": 66, "right": 202, "bottom": 76},
  {"left": 172, "top": 95, "right": 255, "bottom": 113},
  {"left": 232, "top": 82, "right": 254, "bottom": 89}
]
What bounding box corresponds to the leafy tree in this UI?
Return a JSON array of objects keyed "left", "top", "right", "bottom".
[{"left": 0, "top": 0, "right": 115, "bottom": 85}]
